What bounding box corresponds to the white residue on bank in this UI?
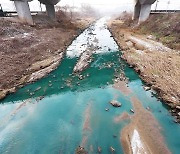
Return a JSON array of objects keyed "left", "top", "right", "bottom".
[{"left": 131, "top": 129, "right": 147, "bottom": 154}]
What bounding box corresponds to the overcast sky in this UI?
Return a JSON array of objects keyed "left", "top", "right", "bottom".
[{"left": 0, "top": 0, "right": 180, "bottom": 12}]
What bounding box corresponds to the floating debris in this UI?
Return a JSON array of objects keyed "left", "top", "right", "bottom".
[
  {"left": 34, "top": 87, "right": 41, "bottom": 92},
  {"left": 130, "top": 109, "right": 134, "bottom": 113},
  {"left": 110, "top": 146, "right": 115, "bottom": 152},
  {"left": 105, "top": 108, "right": 109, "bottom": 111},
  {"left": 39, "top": 96, "right": 44, "bottom": 100},
  {"left": 98, "top": 146, "right": 102, "bottom": 153},
  {"left": 29, "top": 92, "right": 34, "bottom": 96},
  {"left": 75, "top": 146, "right": 87, "bottom": 154},
  {"left": 146, "top": 106, "right": 150, "bottom": 111}
]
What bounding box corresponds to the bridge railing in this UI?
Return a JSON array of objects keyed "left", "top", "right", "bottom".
[
  {"left": 0, "top": 11, "right": 46, "bottom": 17},
  {"left": 151, "top": 10, "right": 180, "bottom": 14}
]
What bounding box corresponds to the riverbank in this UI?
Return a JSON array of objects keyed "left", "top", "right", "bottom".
[
  {"left": 0, "top": 15, "right": 95, "bottom": 100},
  {"left": 108, "top": 15, "right": 180, "bottom": 123},
  {"left": 121, "top": 96, "right": 171, "bottom": 154}
]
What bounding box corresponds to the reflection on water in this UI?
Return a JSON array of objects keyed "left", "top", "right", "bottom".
[{"left": 0, "top": 18, "right": 180, "bottom": 154}]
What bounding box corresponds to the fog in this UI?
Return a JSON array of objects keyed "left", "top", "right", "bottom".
[{"left": 0, "top": 0, "right": 180, "bottom": 14}]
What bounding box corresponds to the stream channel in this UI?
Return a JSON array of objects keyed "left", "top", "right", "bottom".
[{"left": 0, "top": 18, "right": 180, "bottom": 154}]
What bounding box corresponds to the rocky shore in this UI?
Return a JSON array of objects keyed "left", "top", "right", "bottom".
[{"left": 108, "top": 20, "right": 180, "bottom": 123}]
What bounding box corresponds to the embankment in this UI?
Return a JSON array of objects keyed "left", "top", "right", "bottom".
[
  {"left": 0, "top": 15, "right": 95, "bottom": 100},
  {"left": 108, "top": 13, "right": 180, "bottom": 122}
]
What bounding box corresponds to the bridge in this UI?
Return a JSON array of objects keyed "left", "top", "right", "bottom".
[
  {"left": 133, "top": 0, "right": 156, "bottom": 23},
  {"left": 10, "top": 0, "right": 60, "bottom": 24},
  {"left": 10, "top": 0, "right": 157, "bottom": 24}
]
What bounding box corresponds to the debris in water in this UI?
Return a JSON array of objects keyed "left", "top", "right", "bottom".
[
  {"left": 130, "top": 109, "right": 134, "bottom": 113},
  {"left": 98, "top": 146, "right": 102, "bottom": 153},
  {"left": 39, "top": 96, "right": 44, "bottom": 100},
  {"left": 29, "top": 92, "right": 34, "bottom": 96},
  {"left": 146, "top": 106, "right": 150, "bottom": 111},
  {"left": 75, "top": 146, "right": 87, "bottom": 154},
  {"left": 110, "top": 146, "right": 115, "bottom": 152},
  {"left": 73, "top": 50, "right": 93, "bottom": 73},
  {"left": 110, "top": 100, "right": 122, "bottom": 107},
  {"left": 105, "top": 108, "right": 109, "bottom": 111},
  {"left": 34, "top": 87, "right": 41, "bottom": 92}
]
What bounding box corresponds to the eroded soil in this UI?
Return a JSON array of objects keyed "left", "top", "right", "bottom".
[
  {"left": 108, "top": 19, "right": 180, "bottom": 122},
  {"left": 0, "top": 15, "right": 94, "bottom": 99}
]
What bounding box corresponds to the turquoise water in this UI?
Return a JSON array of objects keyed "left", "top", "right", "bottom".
[{"left": 0, "top": 18, "right": 180, "bottom": 154}]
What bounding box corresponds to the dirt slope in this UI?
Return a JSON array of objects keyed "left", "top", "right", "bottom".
[
  {"left": 0, "top": 14, "right": 94, "bottom": 99},
  {"left": 108, "top": 14, "right": 180, "bottom": 122}
]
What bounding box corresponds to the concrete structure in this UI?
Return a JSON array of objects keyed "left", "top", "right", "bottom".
[
  {"left": 11, "top": 0, "right": 60, "bottom": 24},
  {"left": 134, "top": 0, "right": 156, "bottom": 23},
  {"left": 13, "top": 0, "right": 33, "bottom": 24},
  {"left": 39, "top": 0, "right": 59, "bottom": 19},
  {"left": 11, "top": 0, "right": 155, "bottom": 25}
]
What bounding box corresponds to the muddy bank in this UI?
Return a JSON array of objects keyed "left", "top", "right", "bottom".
[
  {"left": 108, "top": 20, "right": 180, "bottom": 122},
  {"left": 0, "top": 17, "right": 94, "bottom": 100},
  {"left": 121, "top": 96, "right": 171, "bottom": 154}
]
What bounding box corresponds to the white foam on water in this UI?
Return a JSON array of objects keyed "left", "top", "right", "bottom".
[{"left": 66, "top": 18, "right": 118, "bottom": 58}]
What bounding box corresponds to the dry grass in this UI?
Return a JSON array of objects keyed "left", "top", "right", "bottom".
[{"left": 137, "top": 13, "right": 180, "bottom": 50}]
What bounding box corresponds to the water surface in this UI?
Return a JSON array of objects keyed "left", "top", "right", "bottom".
[{"left": 0, "top": 18, "right": 180, "bottom": 154}]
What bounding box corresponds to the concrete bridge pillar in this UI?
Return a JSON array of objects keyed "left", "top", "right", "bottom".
[
  {"left": 133, "top": 3, "right": 151, "bottom": 23},
  {"left": 133, "top": 2, "right": 141, "bottom": 20},
  {"left": 14, "top": 0, "right": 33, "bottom": 25},
  {"left": 45, "top": 4, "right": 55, "bottom": 19},
  {"left": 133, "top": 0, "right": 156, "bottom": 24},
  {"left": 139, "top": 4, "right": 151, "bottom": 23}
]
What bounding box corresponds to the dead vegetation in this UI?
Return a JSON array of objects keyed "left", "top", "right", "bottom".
[{"left": 116, "top": 12, "right": 180, "bottom": 50}]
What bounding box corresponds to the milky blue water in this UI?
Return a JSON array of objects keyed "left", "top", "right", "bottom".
[{"left": 0, "top": 19, "right": 180, "bottom": 154}]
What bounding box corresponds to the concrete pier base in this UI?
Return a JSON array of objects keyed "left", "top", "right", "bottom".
[
  {"left": 14, "top": 0, "right": 33, "bottom": 25},
  {"left": 46, "top": 4, "right": 55, "bottom": 19},
  {"left": 139, "top": 4, "right": 151, "bottom": 23},
  {"left": 133, "top": 2, "right": 141, "bottom": 20}
]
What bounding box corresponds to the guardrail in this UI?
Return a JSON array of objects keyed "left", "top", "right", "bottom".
[
  {"left": 1, "top": 11, "right": 45, "bottom": 17},
  {"left": 151, "top": 10, "right": 180, "bottom": 14}
]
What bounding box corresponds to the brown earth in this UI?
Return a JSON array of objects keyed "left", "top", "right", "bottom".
[
  {"left": 121, "top": 96, "right": 171, "bottom": 154},
  {"left": 0, "top": 14, "right": 94, "bottom": 100},
  {"left": 116, "top": 13, "right": 180, "bottom": 50},
  {"left": 108, "top": 14, "right": 180, "bottom": 122},
  {"left": 136, "top": 13, "right": 180, "bottom": 50}
]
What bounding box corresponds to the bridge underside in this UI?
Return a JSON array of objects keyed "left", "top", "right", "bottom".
[
  {"left": 11, "top": 0, "right": 156, "bottom": 25},
  {"left": 11, "top": 0, "right": 59, "bottom": 25}
]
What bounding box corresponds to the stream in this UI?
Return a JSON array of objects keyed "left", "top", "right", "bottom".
[{"left": 0, "top": 18, "right": 180, "bottom": 154}]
